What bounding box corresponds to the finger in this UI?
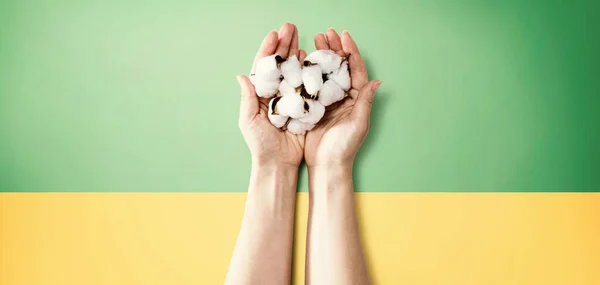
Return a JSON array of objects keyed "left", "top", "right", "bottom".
[
  {"left": 326, "top": 28, "right": 345, "bottom": 56},
  {"left": 352, "top": 80, "right": 381, "bottom": 122},
  {"left": 289, "top": 25, "right": 299, "bottom": 58},
  {"left": 298, "top": 49, "right": 307, "bottom": 63},
  {"left": 275, "top": 23, "right": 295, "bottom": 59},
  {"left": 251, "top": 31, "right": 278, "bottom": 74},
  {"left": 237, "top": 75, "right": 259, "bottom": 123},
  {"left": 314, "top": 33, "right": 329, "bottom": 50},
  {"left": 341, "top": 31, "right": 369, "bottom": 89}
]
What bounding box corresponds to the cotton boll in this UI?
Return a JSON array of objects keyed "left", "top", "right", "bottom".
[
  {"left": 299, "top": 100, "right": 325, "bottom": 125},
  {"left": 286, "top": 119, "right": 314, "bottom": 135},
  {"left": 255, "top": 55, "right": 284, "bottom": 80},
  {"left": 253, "top": 76, "right": 280, "bottom": 98},
  {"left": 268, "top": 97, "right": 289, "bottom": 128},
  {"left": 268, "top": 113, "right": 288, "bottom": 128},
  {"left": 302, "top": 65, "right": 323, "bottom": 95},
  {"left": 304, "top": 50, "right": 342, "bottom": 74},
  {"left": 280, "top": 55, "right": 303, "bottom": 87},
  {"left": 276, "top": 93, "right": 306, "bottom": 119},
  {"left": 328, "top": 61, "right": 351, "bottom": 91},
  {"left": 318, "top": 79, "right": 345, "bottom": 106},
  {"left": 279, "top": 80, "right": 296, "bottom": 96}
]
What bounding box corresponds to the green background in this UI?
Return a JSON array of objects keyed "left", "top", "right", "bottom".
[{"left": 1, "top": 0, "right": 599, "bottom": 192}]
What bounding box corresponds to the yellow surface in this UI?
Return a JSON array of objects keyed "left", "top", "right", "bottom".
[{"left": 1, "top": 193, "right": 600, "bottom": 285}]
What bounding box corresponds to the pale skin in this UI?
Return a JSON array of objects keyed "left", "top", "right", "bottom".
[{"left": 225, "top": 23, "right": 380, "bottom": 285}]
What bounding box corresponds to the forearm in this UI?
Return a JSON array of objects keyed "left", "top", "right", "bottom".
[
  {"left": 306, "top": 164, "right": 370, "bottom": 285},
  {"left": 225, "top": 162, "right": 298, "bottom": 285}
]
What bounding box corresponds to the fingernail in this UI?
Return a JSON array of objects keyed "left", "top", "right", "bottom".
[{"left": 372, "top": 80, "right": 382, "bottom": 91}]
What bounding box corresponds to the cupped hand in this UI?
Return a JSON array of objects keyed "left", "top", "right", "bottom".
[
  {"left": 237, "top": 23, "right": 308, "bottom": 167},
  {"left": 304, "top": 29, "right": 381, "bottom": 168}
]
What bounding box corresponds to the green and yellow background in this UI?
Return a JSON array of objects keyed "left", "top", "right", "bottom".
[{"left": 1, "top": 0, "right": 599, "bottom": 284}]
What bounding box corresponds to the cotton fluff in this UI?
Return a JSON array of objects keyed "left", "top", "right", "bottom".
[
  {"left": 278, "top": 80, "right": 296, "bottom": 96},
  {"left": 268, "top": 97, "right": 289, "bottom": 128},
  {"left": 299, "top": 99, "right": 325, "bottom": 125},
  {"left": 251, "top": 76, "right": 280, "bottom": 98},
  {"left": 255, "top": 55, "right": 283, "bottom": 80},
  {"left": 276, "top": 93, "right": 306, "bottom": 119},
  {"left": 280, "top": 55, "right": 303, "bottom": 87},
  {"left": 318, "top": 80, "right": 345, "bottom": 106},
  {"left": 252, "top": 55, "right": 284, "bottom": 98},
  {"left": 250, "top": 50, "right": 351, "bottom": 133},
  {"left": 327, "top": 61, "right": 350, "bottom": 91},
  {"left": 302, "top": 64, "right": 323, "bottom": 96},
  {"left": 304, "top": 50, "right": 342, "bottom": 74},
  {"left": 286, "top": 119, "right": 314, "bottom": 135}
]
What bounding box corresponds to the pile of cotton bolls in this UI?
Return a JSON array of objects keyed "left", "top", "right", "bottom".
[{"left": 249, "top": 50, "right": 351, "bottom": 135}]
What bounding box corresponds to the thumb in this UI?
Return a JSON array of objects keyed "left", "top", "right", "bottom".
[
  {"left": 237, "top": 75, "right": 259, "bottom": 123},
  {"left": 352, "top": 80, "right": 382, "bottom": 121}
]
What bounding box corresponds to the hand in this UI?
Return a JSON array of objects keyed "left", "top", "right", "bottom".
[
  {"left": 237, "top": 23, "right": 308, "bottom": 168},
  {"left": 305, "top": 29, "right": 381, "bottom": 168}
]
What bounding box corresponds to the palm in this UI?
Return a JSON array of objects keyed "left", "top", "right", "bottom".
[
  {"left": 305, "top": 94, "right": 356, "bottom": 165},
  {"left": 256, "top": 96, "right": 304, "bottom": 166},
  {"left": 304, "top": 29, "right": 372, "bottom": 167},
  {"left": 238, "top": 23, "right": 306, "bottom": 167}
]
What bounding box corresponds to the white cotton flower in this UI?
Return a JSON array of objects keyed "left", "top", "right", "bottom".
[
  {"left": 318, "top": 79, "right": 345, "bottom": 106},
  {"left": 258, "top": 53, "right": 349, "bottom": 129},
  {"left": 268, "top": 97, "right": 289, "bottom": 128},
  {"left": 298, "top": 99, "right": 325, "bottom": 125},
  {"left": 286, "top": 119, "right": 314, "bottom": 135},
  {"left": 278, "top": 79, "right": 296, "bottom": 96},
  {"left": 328, "top": 61, "right": 351, "bottom": 91},
  {"left": 276, "top": 93, "right": 307, "bottom": 119},
  {"left": 251, "top": 75, "right": 280, "bottom": 98},
  {"left": 302, "top": 65, "right": 323, "bottom": 95},
  {"left": 249, "top": 74, "right": 258, "bottom": 85},
  {"left": 255, "top": 55, "right": 284, "bottom": 80},
  {"left": 304, "top": 50, "right": 342, "bottom": 74},
  {"left": 280, "top": 55, "right": 303, "bottom": 87}
]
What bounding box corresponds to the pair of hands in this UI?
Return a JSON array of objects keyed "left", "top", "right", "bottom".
[{"left": 237, "top": 23, "right": 381, "bottom": 170}]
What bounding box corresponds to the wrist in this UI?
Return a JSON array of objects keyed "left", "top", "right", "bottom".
[
  {"left": 252, "top": 159, "right": 299, "bottom": 173},
  {"left": 249, "top": 160, "right": 299, "bottom": 195},
  {"left": 307, "top": 162, "right": 353, "bottom": 174}
]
